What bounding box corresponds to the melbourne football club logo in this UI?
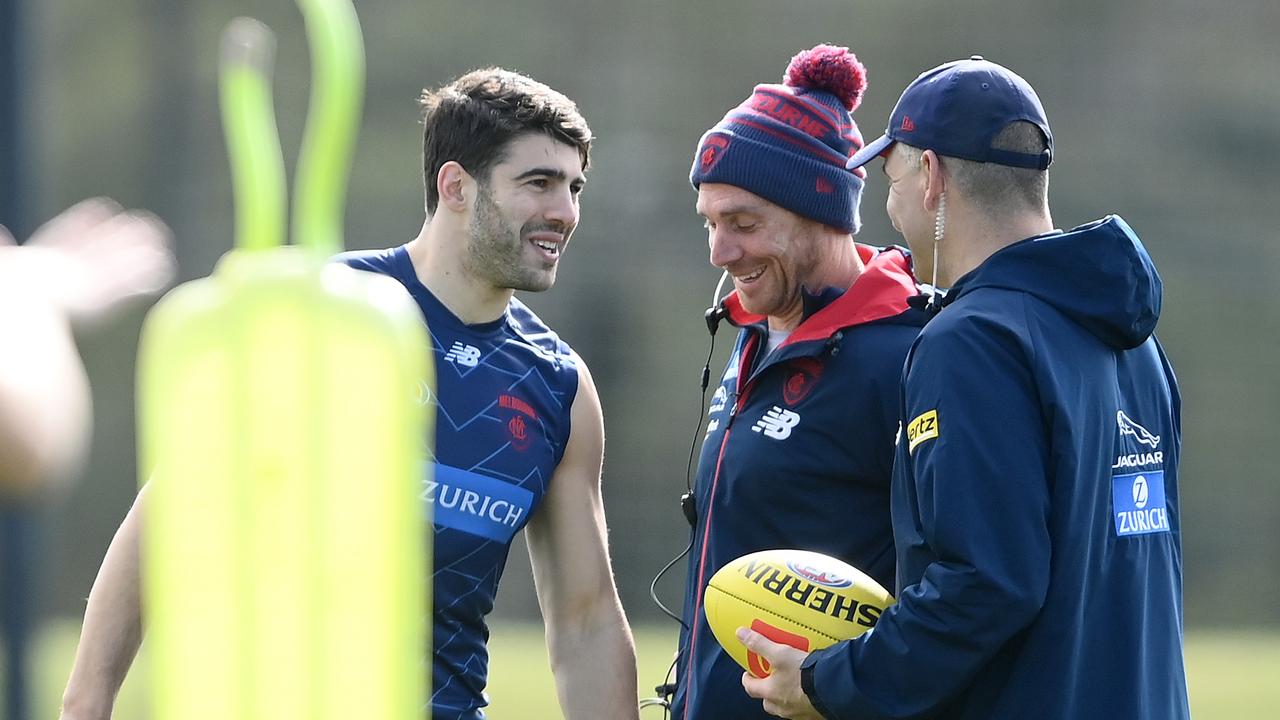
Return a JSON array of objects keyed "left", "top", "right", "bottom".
[
  {"left": 782, "top": 358, "right": 823, "bottom": 406},
  {"left": 785, "top": 560, "right": 853, "bottom": 589},
  {"left": 507, "top": 416, "right": 531, "bottom": 451},
  {"left": 499, "top": 393, "right": 538, "bottom": 452},
  {"left": 699, "top": 134, "right": 731, "bottom": 173}
]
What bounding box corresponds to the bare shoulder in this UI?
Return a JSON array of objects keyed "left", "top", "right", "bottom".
[
  {"left": 548, "top": 350, "right": 604, "bottom": 491},
  {"left": 568, "top": 351, "right": 603, "bottom": 427}
]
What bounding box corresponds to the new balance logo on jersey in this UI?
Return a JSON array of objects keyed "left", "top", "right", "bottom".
[
  {"left": 444, "top": 341, "right": 481, "bottom": 367},
  {"left": 752, "top": 406, "right": 800, "bottom": 440}
]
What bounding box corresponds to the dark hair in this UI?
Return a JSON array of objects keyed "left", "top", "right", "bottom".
[
  {"left": 899, "top": 121, "right": 1049, "bottom": 214},
  {"left": 419, "top": 68, "right": 593, "bottom": 213}
]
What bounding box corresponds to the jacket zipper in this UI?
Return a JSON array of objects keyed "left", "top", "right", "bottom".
[{"left": 679, "top": 331, "right": 837, "bottom": 716}]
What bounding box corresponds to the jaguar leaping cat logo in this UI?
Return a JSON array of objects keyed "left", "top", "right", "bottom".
[{"left": 1117, "top": 410, "right": 1160, "bottom": 449}]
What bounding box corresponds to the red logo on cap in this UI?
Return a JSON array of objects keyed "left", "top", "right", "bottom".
[
  {"left": 700, "top": 135, "right": 731, "bottom": 173},
  {"left": 815, "top": 176, "right": 834, "bottom": 194},
  {"left": 900, "top": 115, "right": 916, "bottom": 132}
]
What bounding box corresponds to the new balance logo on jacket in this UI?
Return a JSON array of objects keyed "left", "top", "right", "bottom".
[{"left": 752, "top": 406, "right": 801, "bottom": 440}]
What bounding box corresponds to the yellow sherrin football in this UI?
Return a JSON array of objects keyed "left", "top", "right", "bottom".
[{"left": 703, "top": 549, "right": 895, "bottom": 677}]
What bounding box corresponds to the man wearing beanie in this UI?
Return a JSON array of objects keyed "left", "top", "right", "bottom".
[
  {"left": 739, "top": 58, "right": 1188, "bottom": 719},
  {"left": 670, "top": 45, "right": 929, "bottom": 720}
]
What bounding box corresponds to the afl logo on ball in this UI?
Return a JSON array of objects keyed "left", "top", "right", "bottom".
[
  {"left": 785, "top": 559, "right": 853, "bottom": 589},
  {"left": 782, "top": 358, "right": 823, "bottom": 406},
  {"left": 700, "top": 135, "right": 731, "bottom": 173}
]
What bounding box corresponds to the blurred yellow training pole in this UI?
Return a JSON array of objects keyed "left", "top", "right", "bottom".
[{"left": 137, "top": 1, "right": 431, "bottom": 718}]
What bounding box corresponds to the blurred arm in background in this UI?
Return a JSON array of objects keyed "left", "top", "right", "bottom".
[
  {"left": 0, "top": 198, "right": 172, "bottom": 500},
  {"left": 0, "top": 246, "right": 90, "bottom": 501},
  {"left": 0, "top": 198, "right": 172, "bottom": 720}
]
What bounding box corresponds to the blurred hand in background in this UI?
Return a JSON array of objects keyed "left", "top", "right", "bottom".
[
  {"left": 0, "top": 198, "right": 173, "bottom": 501},
  {"left": 1, "top": 197, "right": 173, "bottom": 720}
]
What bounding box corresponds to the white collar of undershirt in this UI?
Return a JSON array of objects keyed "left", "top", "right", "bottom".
[{"left": 763, "top": 327, "right": 791, "bottom": 357}]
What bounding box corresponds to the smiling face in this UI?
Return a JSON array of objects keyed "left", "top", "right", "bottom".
[
  {"left": 463, "top": 132, "right": 586, "bottom": 292},
  {"left": 881, "top": 144, "right": 933, "bottom": 280},
  {"left": 696, "top": 183, "right": 825, "bottom": 329}
]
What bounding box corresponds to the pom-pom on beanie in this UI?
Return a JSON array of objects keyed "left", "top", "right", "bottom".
[{"left": 691, "top": 44, "right": 869, "bottom": 233}]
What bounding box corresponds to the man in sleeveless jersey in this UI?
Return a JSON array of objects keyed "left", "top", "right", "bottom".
[
  {"left": 672, "top": 45, "right": 928, "bottom": 720},
  {"left": 59, "top": 69, "right": 638, "bottom": 720}
]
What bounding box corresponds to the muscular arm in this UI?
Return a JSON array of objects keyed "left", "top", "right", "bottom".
[
  {"left": 59, "top": 485, "right": 148, "bottom": 720},
  {"left": 524, "top": 358, "right": 639, "bottom": 720}
]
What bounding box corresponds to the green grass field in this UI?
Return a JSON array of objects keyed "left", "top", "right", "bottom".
[{"left": 19, "top": 620, "right": 1280, "bottom": 717}]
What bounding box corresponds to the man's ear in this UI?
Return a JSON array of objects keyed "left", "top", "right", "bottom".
[
  {"left": 921, "top": 150, "right": 946, "bottom": 213},
  {"left": 437, "top": 161, "right": 473, "bottom": 212}
]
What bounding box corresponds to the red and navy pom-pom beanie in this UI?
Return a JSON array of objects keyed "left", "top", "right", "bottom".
[{"left": 690, "top": 44, "right": 869, "bottom": 234}]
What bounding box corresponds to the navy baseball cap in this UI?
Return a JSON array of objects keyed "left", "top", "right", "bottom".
[{"left": 847, "top": 56, "right": 1053, "bottom": 171}]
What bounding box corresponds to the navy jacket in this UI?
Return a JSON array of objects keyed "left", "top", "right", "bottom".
[
  {"left": 675, "top": 245, "right": 928, "bottom": 720},
  {"left": 803, "top": 216, "right": 1189, "bottom": 719}
]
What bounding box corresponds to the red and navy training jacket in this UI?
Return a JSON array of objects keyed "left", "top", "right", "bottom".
[{"left": 673, "top": 244, "right": 927, "bottom": 720}]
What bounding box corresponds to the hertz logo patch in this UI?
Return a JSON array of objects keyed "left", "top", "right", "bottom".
[{"left": 906, "top": 409, "right": 939, "bottom": 453}]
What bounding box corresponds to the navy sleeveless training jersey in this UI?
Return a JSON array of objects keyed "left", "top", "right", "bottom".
[{"left": 339, "top": 246, "right": 580, "bottom": 720}]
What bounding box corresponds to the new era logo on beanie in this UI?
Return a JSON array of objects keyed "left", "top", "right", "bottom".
[{"left": 690, "top": 44, "right": 869, "bottom": 234}]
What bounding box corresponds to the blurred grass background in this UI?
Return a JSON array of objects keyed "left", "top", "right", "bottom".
[{"left": 18, "top": 620, "right": 1280, "bottom": 718}]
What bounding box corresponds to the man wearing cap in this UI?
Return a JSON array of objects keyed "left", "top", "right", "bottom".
[
  {"left": 737, "top": 57, "right": 1189, "bottom": 719},
  {"left": 671, "top": 45, "right": 928, "bottom": 720}
]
